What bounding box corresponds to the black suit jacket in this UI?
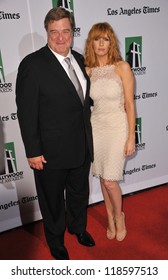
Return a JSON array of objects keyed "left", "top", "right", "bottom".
[{"left": 16, "top": 45, "right": 93, "bottom": 169}]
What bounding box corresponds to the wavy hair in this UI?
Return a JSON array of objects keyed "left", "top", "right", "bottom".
[{"left": 84, "top": 22, "right": 122, "bottom": 67}]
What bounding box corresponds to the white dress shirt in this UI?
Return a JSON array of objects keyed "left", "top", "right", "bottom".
[{"left": 49, "top": 48, "right": 86, "bottom": 98}]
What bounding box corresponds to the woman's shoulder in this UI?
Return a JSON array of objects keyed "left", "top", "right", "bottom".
[
  {"left": 116, "top": 60, "right": 131, "bottom": 71},
  {"left": 85, "top": 66, "right": 92, "bottom": 77},
  {"left": 115, "top": 60, "right": 134, "bottom": 83}
]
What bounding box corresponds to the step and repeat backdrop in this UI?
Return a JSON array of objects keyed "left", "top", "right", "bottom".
[{"left": 0, "top": 0, "right": 168, "bottom": 232}]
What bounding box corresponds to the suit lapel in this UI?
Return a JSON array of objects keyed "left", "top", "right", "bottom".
[{"left": 43, "top": 46, "right": 89, "bottom": 105}]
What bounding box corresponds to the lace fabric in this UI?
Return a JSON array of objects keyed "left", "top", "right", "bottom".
[{"left": 90, "top": 65, "right": 128, "bottom": 181}]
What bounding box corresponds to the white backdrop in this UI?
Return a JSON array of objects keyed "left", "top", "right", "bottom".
[{"left": 0, "top": 0, "right": 168, "bottom": 232}]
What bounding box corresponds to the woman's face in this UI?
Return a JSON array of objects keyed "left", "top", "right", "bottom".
[{"left": 92, "top": 33, "right": 110, "bottom": 58}]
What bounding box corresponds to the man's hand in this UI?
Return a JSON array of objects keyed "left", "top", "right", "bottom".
[{"left": 28, "top": 155, "right": 47, "bottom": 170}]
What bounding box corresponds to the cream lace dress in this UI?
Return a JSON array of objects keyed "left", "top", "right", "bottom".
[{"left": 90, "top": 65, "right": 128, "bottom": 181}]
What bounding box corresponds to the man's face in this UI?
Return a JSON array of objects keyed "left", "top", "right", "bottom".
[{"left": 47, "top": 18, "right": 73, "bottom": 56}]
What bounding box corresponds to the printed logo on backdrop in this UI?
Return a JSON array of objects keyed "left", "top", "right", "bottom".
[
  {"left": 0, "top": 50, "right": 12, "bottom": 93},
  {"left": 0, "top": 194, "right": 38, "bottom": 211},
  {"left": 124, "top": 117, "right": 156, "bottom": 177},
  {"left": 0, "top": 142, "right": 23, "bottom": 183},
  {"left": 0, "top": 50, "right": 5, "bottom": 83},
  {"left": 0, "top": 10, "right": 20, "bottom": 20},
  {"left": 125, "top": 37, "right": 146, "bottom": 76},
  {"left": 135, "top": 117, "right": 145, "bottom": 151},
  {"left": 52, "top": 0, "right": 74, "bottom": 13},
  {"left": 0, "top": 113, "right": 17, "bottom": 122},
  {"left": 135, "top": 91, "right": 158, "bottom": 101},
  {"left": 52, "top": 0, "right": 81, "bottom": 37},
  {"left": 107, "top": 6, "right": 160, "bottom": 16},
  {"left": 124, "top": 162, "right": 156, "bottom": 176}
]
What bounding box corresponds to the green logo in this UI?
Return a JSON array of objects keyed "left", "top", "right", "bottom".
[
  {"left": 0, "top": 50, "right": 5, "bottom": 83},
  {"left": 5, "top": 142, "right": 17, "bottom": 173},
  {"left": 0, "top": 142, "right": 24, "bottom": 182},
  {"left": 52, "top": 0, "right": 74, "bottom": 14},
  {"left": 125, "top": 36, "right": 142, "bottom": 68},
  {"left": 135, "top": 117, "right": 142, "bottom": 144},
  {"left": 135, "top": 117, "right": 146, "bottom": 150}
]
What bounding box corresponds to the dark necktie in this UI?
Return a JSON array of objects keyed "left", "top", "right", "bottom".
[{"left": 64, "top": 57, "right": 84, "bottom": 105}]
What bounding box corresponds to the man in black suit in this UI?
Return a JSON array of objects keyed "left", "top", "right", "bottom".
[{"left": 16, "top": 7, "right": 95, "bottom": 260}]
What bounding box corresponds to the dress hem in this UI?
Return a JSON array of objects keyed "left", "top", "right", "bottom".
[{"left": 93, "top": 173, "right": 124, "bottom": 182}]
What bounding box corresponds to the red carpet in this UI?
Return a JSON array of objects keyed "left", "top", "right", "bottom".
[{"left": 0, "top": 184, "right": 168, "bottom": 260}]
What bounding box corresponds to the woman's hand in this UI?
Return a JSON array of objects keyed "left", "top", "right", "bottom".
[{"left": 124, "top": 138, "right": 136, "bottom": 157}]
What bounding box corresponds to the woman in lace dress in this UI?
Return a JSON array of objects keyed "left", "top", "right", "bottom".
[{"left": 85, "top": 22, "right": 136, "bottom": 241}]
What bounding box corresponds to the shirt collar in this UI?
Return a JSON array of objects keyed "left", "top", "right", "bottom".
[{"left": 48, "top": 46, "right": 72, "bottom": 63}]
